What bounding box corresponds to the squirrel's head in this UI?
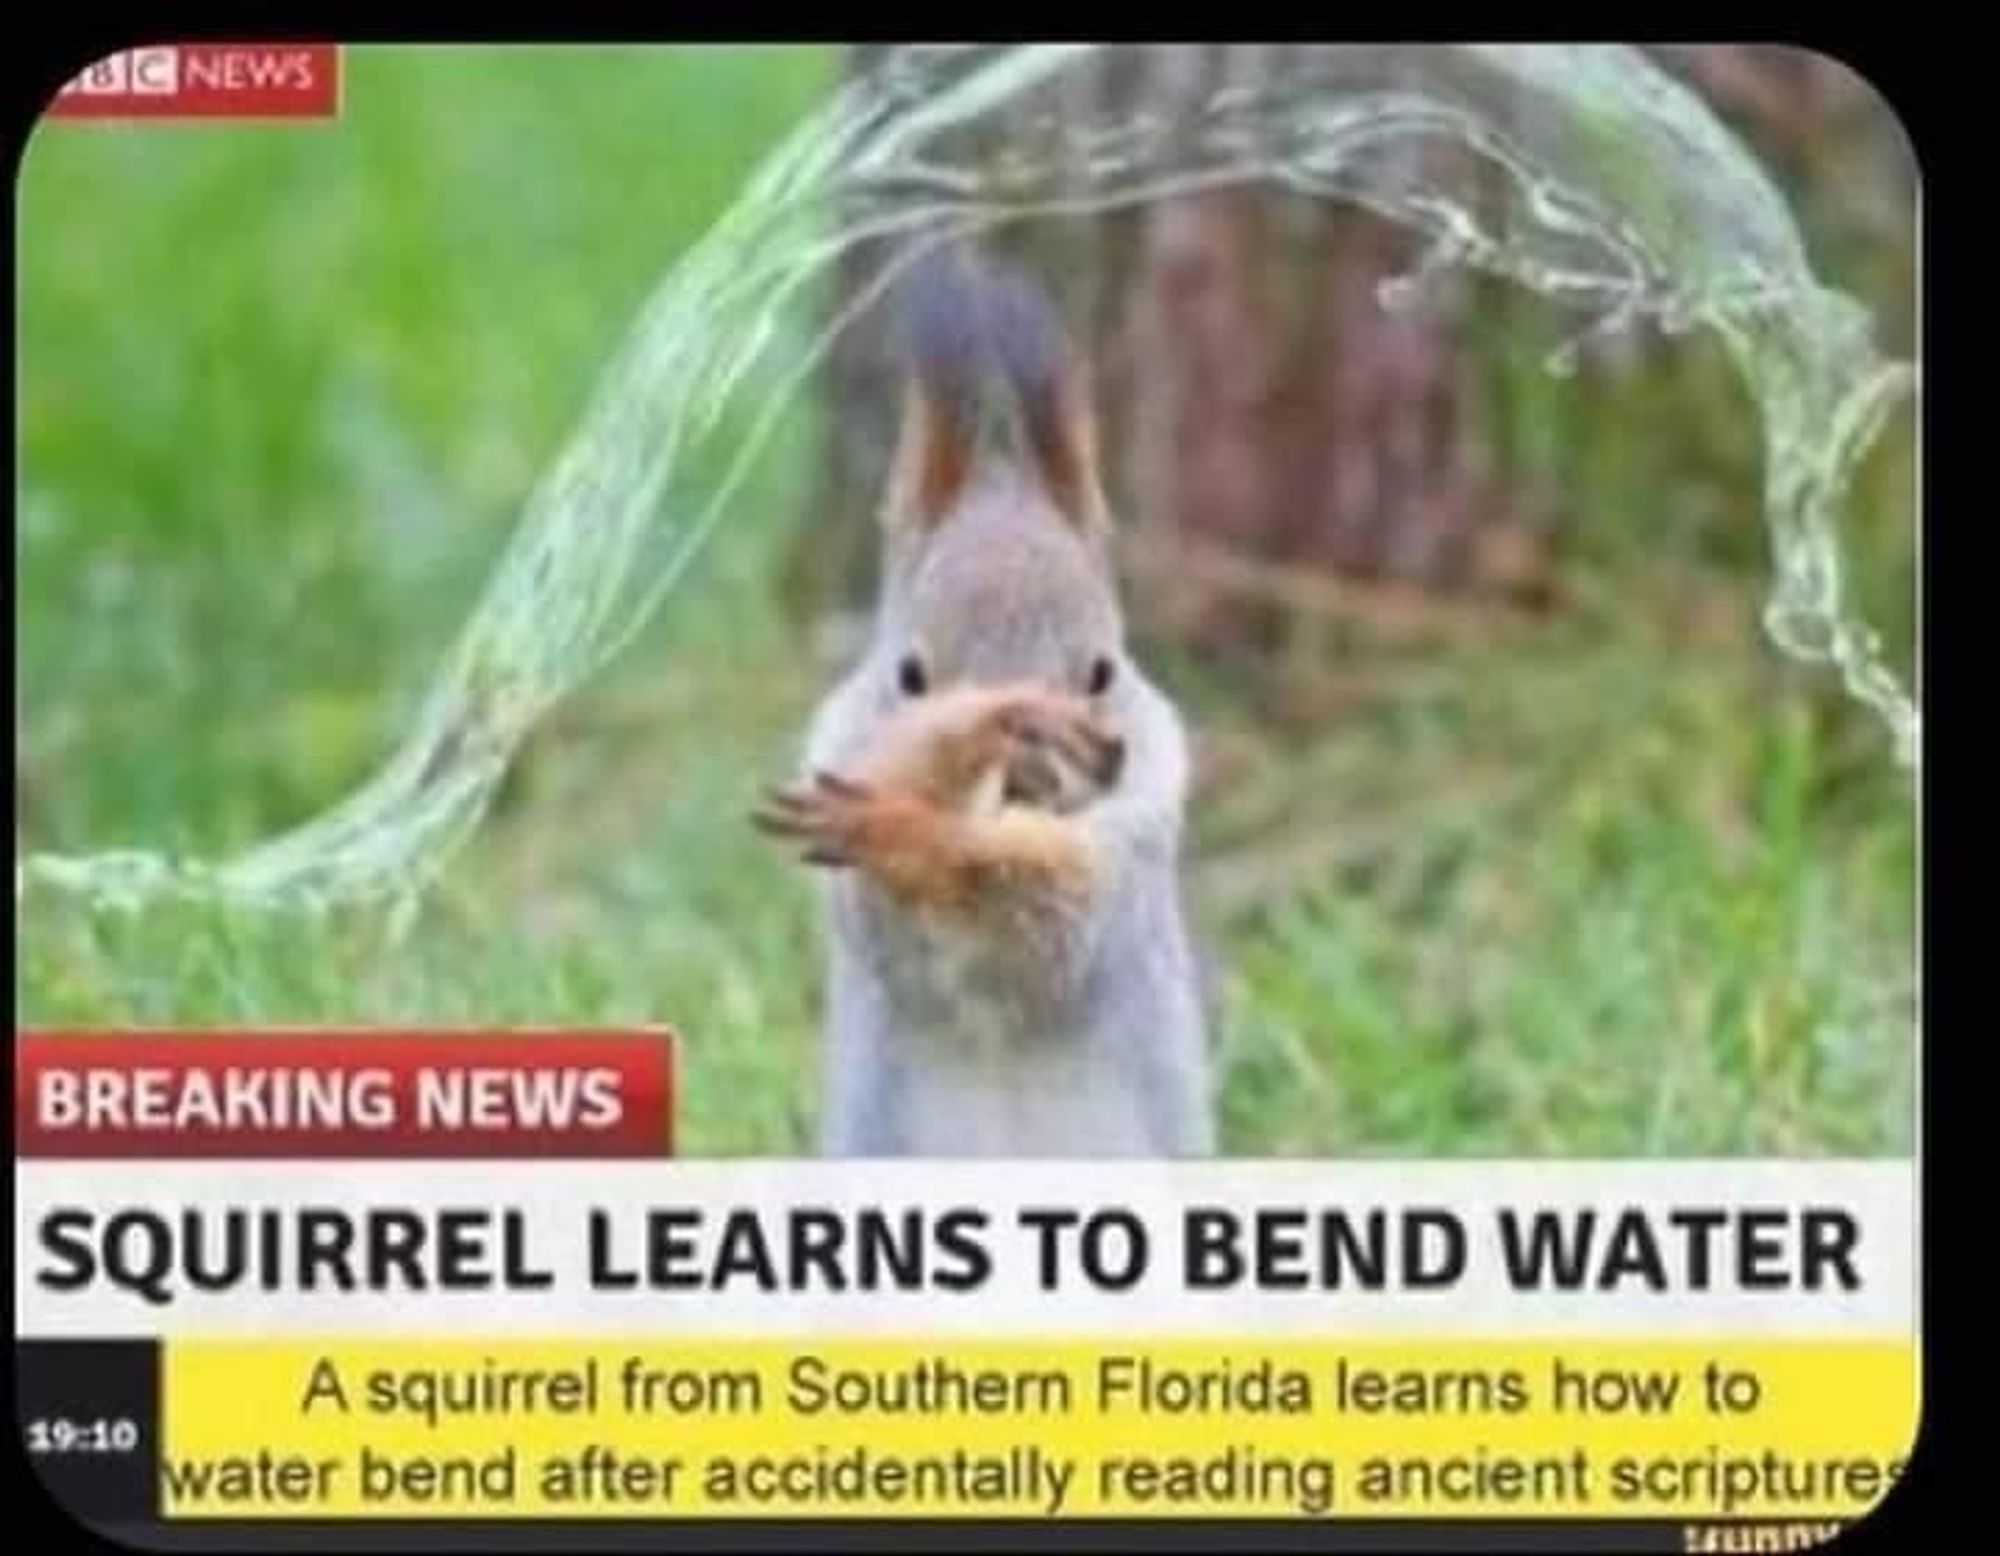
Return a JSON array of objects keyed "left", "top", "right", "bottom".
[{"left": 873, "top": 250, "right": 1127, "bottom": 712}]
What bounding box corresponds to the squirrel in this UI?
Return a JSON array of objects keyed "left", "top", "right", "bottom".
[{"left": 755, "top": 247, "right": 1213, "bottom": 1158}]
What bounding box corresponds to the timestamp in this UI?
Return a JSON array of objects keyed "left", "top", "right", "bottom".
[{"left": 23, "top": 1416, "right": 141, "bottom": 1455}]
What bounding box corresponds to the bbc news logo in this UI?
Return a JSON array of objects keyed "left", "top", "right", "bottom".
[{"left": 46, "top": 44, "right": 340, "bottom": 120}]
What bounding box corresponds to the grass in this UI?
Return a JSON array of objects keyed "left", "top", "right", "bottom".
[{"left": 15, "top": 46, "right": 1917, "bottom": 1156}]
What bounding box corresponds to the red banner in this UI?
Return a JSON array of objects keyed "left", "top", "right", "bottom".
[
  {"left": 44, "top": 45, "right": 341, "bottom": 120},
  {"left": 15, "top": 1029, "right": 675, "bottom": 1157}
]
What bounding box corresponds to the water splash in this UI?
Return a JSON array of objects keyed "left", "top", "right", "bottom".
[{"left": 17, "top": 43, "right": 1917, "bottom": 911}]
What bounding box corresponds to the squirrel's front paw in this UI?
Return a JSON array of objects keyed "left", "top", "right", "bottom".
[
  {"left": 752, "top": 770, "right": 907, "bottom": 870},
  {"left": 991, "top": 695, "right": 1126, "bottom": 803}
]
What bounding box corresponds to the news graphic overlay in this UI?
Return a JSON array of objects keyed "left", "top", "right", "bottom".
[
  {"left": 16, "top": 1029, "right": 673, "bottom": 1158},
  {"left": 18, "top": 1030, "right": 1915, "bottom": 1549},
  {"left": 44, "top": 45, "right": 340, "bottom": 120}
]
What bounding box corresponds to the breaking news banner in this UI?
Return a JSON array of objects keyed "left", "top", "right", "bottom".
[
  {"left": 14, "top": 1031, "right": 1919, "bottom": 1549},
  {"left": 16, "top": 40, "right": 1920, "bottom": 1556}
]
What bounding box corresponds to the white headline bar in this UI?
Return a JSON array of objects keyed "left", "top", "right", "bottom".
[{"left": 15, "top": 1159, "right": 1914, "bottom": 1338}]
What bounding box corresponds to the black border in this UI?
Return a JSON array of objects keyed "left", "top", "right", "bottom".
[{"left": 6, "top": 25, "right": 1948, "bottom": 1556}]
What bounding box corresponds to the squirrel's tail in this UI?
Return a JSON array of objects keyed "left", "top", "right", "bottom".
[{"left": 886, "top": 244, "right": 1103, "bottom": 531}]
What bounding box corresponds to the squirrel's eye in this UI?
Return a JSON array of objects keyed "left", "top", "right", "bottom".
[
  {"left": 1087, "top": 656, "right": 1117, "bottom": 696},
  {"left": 897, "top": 655, "right": 929, "bottom": 696}
]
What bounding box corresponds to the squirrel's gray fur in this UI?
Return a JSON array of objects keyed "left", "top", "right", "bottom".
[{"left": 801, "top": 248, "right": 1212, "bottom": 1158}]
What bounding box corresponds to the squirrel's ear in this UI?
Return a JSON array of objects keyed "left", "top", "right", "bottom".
[
  {"left": 882, "top": 377, "right": 974, "bottom": 535},
  {"left": 1024, "top": 354, "right": 1112, "bottom": 537}
]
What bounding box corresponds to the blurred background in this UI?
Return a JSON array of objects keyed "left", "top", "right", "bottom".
[{"left": 16, "top": 45, "right": 1916, "bottom": 1155}]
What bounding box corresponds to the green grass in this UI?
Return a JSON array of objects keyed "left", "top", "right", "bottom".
[{"left": 15, "top": 46, "right": 1917, "bottom": 1156}]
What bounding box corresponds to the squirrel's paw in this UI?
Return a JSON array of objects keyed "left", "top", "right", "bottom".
[
  {"left": 752, "top": 770, "right": 902, "bottom": 870},
  {"left": 990, "top": 695, "right": 1126, "bottom": 797}
]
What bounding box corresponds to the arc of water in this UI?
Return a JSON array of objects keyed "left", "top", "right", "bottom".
[{"left": 16, "top": 43, "right": 1917, "bottom": 914}]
